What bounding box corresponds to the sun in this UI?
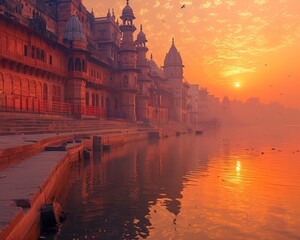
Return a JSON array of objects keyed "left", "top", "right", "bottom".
[{"left": 234, "top": 82, "right": 241, "bottom": 88}]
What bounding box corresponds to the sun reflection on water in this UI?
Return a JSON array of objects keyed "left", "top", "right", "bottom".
[{"left": 236, "top": 160, "right": 241, "bottom": 176}]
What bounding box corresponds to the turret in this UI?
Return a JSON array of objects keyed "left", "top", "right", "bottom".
[
  {"left": 163, "top": 38, "right": 184, "bottom": 123},
  {"left": 118, "top": 0, "right": 138, "bottom": 121},
  {"left": 136, "top": 24, "right": 151, "bottom": 121}
]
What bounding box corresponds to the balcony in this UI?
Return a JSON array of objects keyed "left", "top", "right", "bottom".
[{"left": 0, "top": 47, "right": 66, "bottom": 76}]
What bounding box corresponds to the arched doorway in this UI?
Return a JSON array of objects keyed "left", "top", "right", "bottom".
[{"left": 43, "top": 83, "right": 48, "bottom": 111}]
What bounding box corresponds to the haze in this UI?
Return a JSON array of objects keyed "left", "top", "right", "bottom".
[{"left": 83, "top": 0, "right": 300, "bottom": 109}]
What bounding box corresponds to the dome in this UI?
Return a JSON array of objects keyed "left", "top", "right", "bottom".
[
  {"left": 121, "top": 0, "right": 135, "bottom": 19},
  {"left": 149, "top": 54, "right": 163, "bottom": 76},
  {"left": 164, "top": 38, "right": 183, "bottom": 66},
  {"left": 63, "top": 14, "right": 86, "bottom": 42},
  {"left": 137, "top": 25, "right": 147, "bottom": 43}
]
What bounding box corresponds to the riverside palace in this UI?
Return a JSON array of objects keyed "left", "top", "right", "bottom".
[{"left": 0, "top": 0, "right": 218, "bottom": 125}]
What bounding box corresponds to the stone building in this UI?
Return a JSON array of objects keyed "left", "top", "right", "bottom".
[{"left": 0, "top": 0, "right": 188, "bottom": 124}]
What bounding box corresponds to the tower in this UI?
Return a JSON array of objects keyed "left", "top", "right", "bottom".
[
  {"left": 163, "top": 38, "right": 184, "bottom": 123},
  {"left": 119, "top": 0, "right": 138, "bottom": 121},
  {"left": 63, "top": 14, "right": 87, "bottom": 117},
  {"left": 136, "top": 24, "right": 151, "bottom": 121}
]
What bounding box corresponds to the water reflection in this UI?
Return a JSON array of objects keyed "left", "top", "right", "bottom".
[{"left": 57, "top": 126, "right": 300, "bottom": 240}]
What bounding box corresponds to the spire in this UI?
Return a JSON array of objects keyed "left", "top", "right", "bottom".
[
  {"left": 112, "top": 8, "right": 115, "bottom": 19},
  {"left": 107, "top": 8, "right": 111, "bottom": 17},
  {"left": 151, "top": 53, "right": 153, "bottom": 60},
  {"left": 140, "top": 24, "right": 142, "bottom": 31},
  {"left": 172, "top": 37, "right": 175, "bottom": 45},
  {"left": 121, "top": 0, "right": 135, "bottom": 21}
]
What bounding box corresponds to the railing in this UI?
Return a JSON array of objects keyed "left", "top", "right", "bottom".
[
  {"left": 43, "top": 101, "right": 72, "bottom": 115},
  {"left": 0, "top": 93, "right": 113, "bottom": 118},
  {"left": 0, "top": 94, "right": 73, "bottom": 116},
  {"left": 0, "top": 47, "right": 66, "bottom": 76},
  {"left": 84, "top": 105, "right": 106, "bottom": 117}
]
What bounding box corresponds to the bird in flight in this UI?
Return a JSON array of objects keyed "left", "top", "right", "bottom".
[
  {"left": 161, "top": 19, "right": 165, "bottom": 22},
  {"left": 181, "top": 4, "right": 186, "bottom": 9}
]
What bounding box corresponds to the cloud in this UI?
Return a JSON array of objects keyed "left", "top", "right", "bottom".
[
  {"left": 222, "top": 66, "right": 257, "bottom": 77},
  {"left": 214, "top": 0, "right": 223, "bottom": 6},
  {"left": 176, "top": 13, "right": 183, "bottom": 18},
  {"left": 154, "top": 1, "right": 160, "bottom": 8},
  {"left": 189, "top": 16, "right": 200, "bottom": 23},
  {"left": 238, "top": 11, "right": 252, "bottom": 17},
  {"left": 139, "top": 8, "right": 149, "bottom": 16},
  {"left": 163, "top": 2, "right": 173, "bottom": 9},
  {"left": 201, "top": 1, "right": 212, "bottom": 9},
  {"left": 254, "top": 0, "right": 268, "bottom": 5},
  {"left": 156, "top": 13, "right": 166, "bottom": 20},
  {"left": 180, "top": 1, "right": 193, "bottom": 6}
]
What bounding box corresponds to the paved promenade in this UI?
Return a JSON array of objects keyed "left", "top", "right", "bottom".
[{"left": 0, "top": 125, "right": 157, "bottom": 239}]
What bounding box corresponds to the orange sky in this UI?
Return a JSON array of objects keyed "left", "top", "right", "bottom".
[{"left": 83, "top": 0, "right": 300, "bottom": 109}]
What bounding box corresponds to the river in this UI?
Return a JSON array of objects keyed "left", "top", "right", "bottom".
[{"left": 55, "top": 126, "right": 300, "bottom": 240}]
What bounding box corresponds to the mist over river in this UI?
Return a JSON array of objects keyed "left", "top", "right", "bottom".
[{"left": 56, "top": 126, "right": 300, "bottom": 240}]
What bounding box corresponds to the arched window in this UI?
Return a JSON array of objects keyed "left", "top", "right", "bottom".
[
  {"left": 0, "top": 73, "right": 4, "bottom": 93},
  {"left": 57, "top": 86, "right": 61, "bottom": 102},
  {"left": 36, "top": 48, "right": 40, "bottom": 60},
  {"left": 68, "top": 58, "right": 74, "bottom": 71},
  {"left": 92, "top": 94, "right": 95, "bottom": 106},
  {"left": 43, "top": 83, "right": 48, "bottom": 102},
  {"left": 75, "top": 58, "right": 81, "bottom": 71},
  {"left": 96, "top": 94, "right": 99, "bottom": 107},
  {"left": 82, "top": 60, "right": 86, "bottom": 72},
  {"left": 122, "top": 75, "right": 128, "bottom": 88},
  {"left": 31, "top": 46, "right": 35, "bottom": 58},
  {"left": 37, "top": 82, "right": 42, "bottom": 98},
  {"left": 29, "top": 80, "right": 36, "bottom": 97},
  {"left": 86, "top": 92, "right": 89, "bottom": 106},
  {"left": 41, "top": 50, "right": 45, "bottom": 62},
  {"left": 52, "top": 85, "right": 56, "bottom": 101}
]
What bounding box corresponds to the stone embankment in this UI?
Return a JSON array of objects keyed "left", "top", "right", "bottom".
[{"left": 0, "top": 126, "right": 172, "bottom": 240}]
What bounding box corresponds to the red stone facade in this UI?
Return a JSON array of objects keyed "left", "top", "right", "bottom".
[{"left": 0, "top": 0, "right": 188, "bottom": 123}]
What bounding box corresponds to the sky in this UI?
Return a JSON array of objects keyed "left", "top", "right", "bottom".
[{"left": 83, "top": 0, "right": 300, "bottom": 109}]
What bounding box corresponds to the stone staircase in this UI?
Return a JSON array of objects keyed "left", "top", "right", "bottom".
[{"left": 0, "top": 112, "right": 134, "bottom": 135}]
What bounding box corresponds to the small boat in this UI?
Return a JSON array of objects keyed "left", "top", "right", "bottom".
[{"left": 195, "top": 130, "right": 203, "bottom": 135}]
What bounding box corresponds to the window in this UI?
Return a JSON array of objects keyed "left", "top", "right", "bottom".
[
  {"left": 86, "top": 92, "right": 89, "bottom": 106},
  {"left": 75, "top": 58, "right": 81, "bottom": 71},
  {"left": 68, "top": 58, "right": 74, "bottom": 71},
  {"left": 96, "top": 95, "right": 99, "bottom": 107},
  {"left": 92, "top": 94, "right": 95, "bottom": 106},
  {"left": 31, "top": 46, "right": 35, "bottom": 58},
  {"left": 43, "top": 83, "right": 48, "bottom": 102},
  {"left": 24, "top": 45, "right": 28, "bottom": 56},
  {"left": 123, "top": 75, "right": 128, "bottom": 88},
  {"left": 82, "top": 60, "right": 86, "bottom": 72},
  {"left": 41, "top": 50, "right": 45, "bottom": 62},
  {"left": 49, "top": 55, "right": 53, "bottom": 65},
  {"left": 36, "top": 48, "right": 40, "bottom": 60}
]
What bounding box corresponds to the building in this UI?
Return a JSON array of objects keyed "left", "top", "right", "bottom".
[{"left": 0, "top": 0, "right": 200, "bottom": 125}]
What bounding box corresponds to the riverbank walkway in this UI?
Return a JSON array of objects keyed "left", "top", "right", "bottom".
[{"left": 0, "top": 119, "right": 162, "bottom": 239}]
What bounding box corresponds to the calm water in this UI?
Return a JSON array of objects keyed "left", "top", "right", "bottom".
[{"left": 56, "top": 126, "right": 300, "bottom": 240}]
